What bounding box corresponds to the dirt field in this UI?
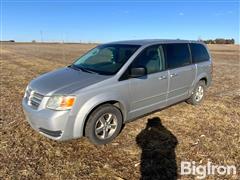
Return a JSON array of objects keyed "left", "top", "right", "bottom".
[{"left": 0, "top": 43, "right": 239, "bottom": 179}]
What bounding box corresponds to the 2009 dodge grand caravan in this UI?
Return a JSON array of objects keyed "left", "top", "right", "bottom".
[{"left": 22, "top": 39, "right": 212, "bottom": 145}]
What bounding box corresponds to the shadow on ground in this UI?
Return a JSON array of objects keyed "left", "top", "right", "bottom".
[{"left": 136, "top": 117, "right": 178, "bottom": 180}]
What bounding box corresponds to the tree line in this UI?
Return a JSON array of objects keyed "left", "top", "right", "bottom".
[{"left": 203, "top": 38, "right": 235, "bottom": 44}]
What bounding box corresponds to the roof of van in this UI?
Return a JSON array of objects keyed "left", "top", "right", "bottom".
[{"left": 107, "top": 39, "right": 203, "bottom": 46}]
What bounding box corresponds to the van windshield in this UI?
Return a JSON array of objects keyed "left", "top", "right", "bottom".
[{"left": 72, "top": 44, "right": 140, "bottom": 75}]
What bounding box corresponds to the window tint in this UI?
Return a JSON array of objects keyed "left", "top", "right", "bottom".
[
  {"left": 190, "top": 43, "right": 210, "bottom": 63},
  {"left": 164, "top": 43, "right": 191, "bottom": 69},
  {"left": 131, "top": 45, "right": 165, "bottom": 74}
]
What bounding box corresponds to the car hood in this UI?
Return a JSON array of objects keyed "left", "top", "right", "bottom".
[{"left": 29, "top": 67, "right": 111, "bottom": 96}]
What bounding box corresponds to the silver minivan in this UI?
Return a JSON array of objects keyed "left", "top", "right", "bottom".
[{"left": 22, "top": 39, "right": 212, "bottom": 144}]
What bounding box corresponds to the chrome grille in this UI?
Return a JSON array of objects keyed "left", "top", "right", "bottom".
[{"left": 25, "top": 87, "right": 44, "bottom": 109}]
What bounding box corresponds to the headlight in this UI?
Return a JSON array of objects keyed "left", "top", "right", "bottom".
[{"left": 46, "top": 95, "right": 76, "bottom": 110}]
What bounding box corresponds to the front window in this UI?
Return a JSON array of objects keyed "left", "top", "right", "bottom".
[
  {"left": 131, "top": 45, "right": 165, "bottom": 74},
  {"left": 72, "top": 44, "right": 140, "bottom": 75}
]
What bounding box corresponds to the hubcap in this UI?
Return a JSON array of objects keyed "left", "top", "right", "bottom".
[
  {"left": 195, "top": 85, "right": 204, "bottom": 102},
  {"left": 95, "top": 113, "right": 117, "bottom": 140}
]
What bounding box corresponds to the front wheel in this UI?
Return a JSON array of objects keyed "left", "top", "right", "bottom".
[
  {"left": 85, "top": 104, "right": 123, "bottom": 145},
  {"left": 187, "top": 81, "right": 206, "bottom": 105}
]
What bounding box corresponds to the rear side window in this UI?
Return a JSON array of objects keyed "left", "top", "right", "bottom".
[
  {"left": 164, "top": 43, "right": 191, "bottom": 69},
  {"left": 190, "top": 43, "right": 210, "bottom": 63}
]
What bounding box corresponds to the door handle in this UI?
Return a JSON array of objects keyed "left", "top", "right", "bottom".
[
  {"left": 158, "top": 75, "right": 167, "bottom": 80},
  {"left": 170, "top": 73, "right": 178, "bottom": 78}
]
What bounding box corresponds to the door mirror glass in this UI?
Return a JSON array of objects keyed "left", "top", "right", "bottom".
[{"left": 130, "top": 67, "right": 146, "bottom": 78}]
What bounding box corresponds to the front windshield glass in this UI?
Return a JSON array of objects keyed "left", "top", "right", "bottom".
[{"left": 72, "top": 44, "right": 140, "bottom": 75}]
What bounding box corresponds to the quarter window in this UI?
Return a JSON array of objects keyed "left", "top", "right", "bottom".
[
  {"left": 131, "top": 45, "right": 165, "bottom": 74},
  {"left": 190, "top": 43, "right": 210, "bottom": 63},
  {"left": 164, "top": 43, "right": 191, "bottom": 69}
]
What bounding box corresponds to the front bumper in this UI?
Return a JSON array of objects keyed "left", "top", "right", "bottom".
[{"left": 22, "top": 98, "right": 75, "bottom": 141}]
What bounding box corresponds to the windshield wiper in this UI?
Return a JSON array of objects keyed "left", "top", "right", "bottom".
[
  {"left": 79, "top": 66, "right": 98, "bottom": 74},
  {"left": 68, "top": 64, "right": 80, "bottom": 71},
  {"left": 68, "top": 64, "right": 97, "bottom": 74}
]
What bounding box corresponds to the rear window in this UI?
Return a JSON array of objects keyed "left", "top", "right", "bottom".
[
  {"left": 164, "top": 43, "right": 191, "bottom": 69},
  {"left": 190, "top": 43, "right": 210, "bottom": 63}
]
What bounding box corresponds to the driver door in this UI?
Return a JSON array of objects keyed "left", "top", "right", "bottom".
[{"left": 128, "top": 45, "right": 168, "bottom": 119}]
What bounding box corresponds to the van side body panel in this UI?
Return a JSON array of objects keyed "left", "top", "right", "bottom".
[
  {"left": 167, "top": 64, "right": 196, "bottom": 106},
  {"left": 188, "top": 62, "right": 212, "bottom": 96},
  {"left": 128, "top": 70, "right": 169, "bottom": 120}
]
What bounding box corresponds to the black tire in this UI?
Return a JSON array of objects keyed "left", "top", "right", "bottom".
[
  {"left": 187, "top": 80, "right": 206, "bottom": 105},
  {"left": 85, "top": 104, "right": 123, "bottom": 145}
]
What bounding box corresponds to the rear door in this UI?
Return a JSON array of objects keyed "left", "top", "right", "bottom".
[
  {"left": 128, "top": 45, "right": 168, "bottom": 118},
  {"left": 164, "top": 43, "right": 196, "bottom": 105}
]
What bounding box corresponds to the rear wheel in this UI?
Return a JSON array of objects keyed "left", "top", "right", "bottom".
[
  {"left": 187, "top": 80, "right": 206, "bottom": 105},
  {"left": 85, "top": 104, "right": 123, "bottom": 145}
]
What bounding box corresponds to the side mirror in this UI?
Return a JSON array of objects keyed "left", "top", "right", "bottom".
[{"left": 130, "top": 67, "right": 146, "bottom": 78}]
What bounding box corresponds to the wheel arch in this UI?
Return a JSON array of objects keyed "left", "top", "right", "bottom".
[
  {"left": 82, "top": 100, "right": 124, "bottom": 136},
  {"left": 189, "top": 73, "right": 208, "bottom": 96},
  {"left": 73, "top": 94, "right": 127, "bottom": 138},
  {"left": 199, "top": 77, "right": 207, "bottom": 85}
]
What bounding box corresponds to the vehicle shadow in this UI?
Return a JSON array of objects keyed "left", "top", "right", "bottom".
[{"left": 136, "top": 117, "right": 178, "bottom": 180}]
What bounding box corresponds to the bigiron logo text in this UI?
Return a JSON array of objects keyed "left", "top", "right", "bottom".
[{"left": 180, "top": 161, "right": 237, "bottom": 179}]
